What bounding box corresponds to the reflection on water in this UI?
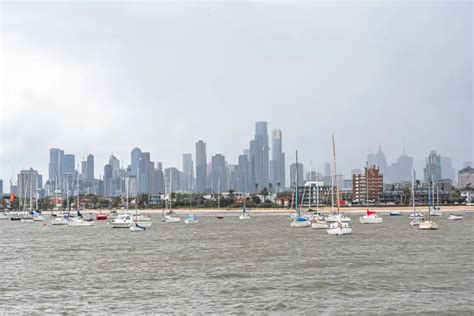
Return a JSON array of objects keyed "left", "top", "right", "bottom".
[{"left": 1, "top": 214, "right": 473, "bottom": 314}]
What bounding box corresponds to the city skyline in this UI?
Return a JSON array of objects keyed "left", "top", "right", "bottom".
[{"left": 1, "top": 2, "right": 472, "bottom": 184}]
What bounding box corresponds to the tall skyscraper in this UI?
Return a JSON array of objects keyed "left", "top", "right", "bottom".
[
  {"left": 164, "top": 167, "right": 180, "bottom": 193},
  {"left": 424, "top": 150, "right": 442, "bottom": 181},
  {"left": 270, "top": 129, "right": 285, "bottom": 189},
  {"left": 238, "top": 154, "right": 249, "bottom": 192},
  {"left": 324, "top": 162, "right": 331, "bottom": 178},
  {"left": 0, "top": 179, "right": 3, "bottom": 196},
  {"left": 386, "top": 149, "right": 413, "bottom": 183},
  {"left": 64, "top": 154, "right": 75, "bottom": 175},
  {"left": 49, "top": 148, "right": 64, "bottom": 191},
  {"left": 441, "top": 156, "right": 455, "bottom": 184},
  {"left": 211, "top": 154, "right": 228, "bottom": 193},
  {"left": 253, "top": 121, "right": 269, "bottom": 190},
  {"left": 17, "top": 168, "right": 41, "bottom": 198},
  {"left": 103, "top": 164, "right": 113, "bottom": 196},
  {"left": 368, "top": 146, "right": 388, "bottom": 175},
  {"left": 195, "top": 140, "right": 207, "bottom": 193},
  {"left": 182, "top": 153, "right": 194, "bottom": 192},
  {"left": 86, "top": 154, "right": 94, "bottom": 182},
  {"left": 130, "top": 147, "right": 142, "bottom": 176}
]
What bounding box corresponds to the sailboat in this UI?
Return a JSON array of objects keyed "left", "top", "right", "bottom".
[
  {"left": 409, "top": 169, "right": 422, "bottom": 226},
  {"left": 162, "top": 175, "right": 181, "bottom": 223},
  {"left": 184, "top": 192, "right": 198, "bottom": 224},
  {"left": 239, "top": 194, "right": 251, "bottom": 220},
  {"left": 327, "top": 134, "right": 352, "bottom": 235},
  {"left": 359, "top": 162, "right": 383, "bottom": 224},
  {"left": 130, "top": 178, "right": 147, "bottom": 231},
  {"left": 429, "top": 183, "right": 442, "bottom": 217},
  {"left": 68, "top": 171, "right": 93, "bottom": 227},
  {"left": 419, "top": 176, "right": 438, "bottom": 230},
  {"left": 290, "top": 151, "right": 311, "bottom": 228},
  {"left": 20, "top": 178, "right": 34, "bottom": 223},
  {"left": 50, "top": 189, "right": 68, "bottom": 225},
  {"left": 311, "top": 162, "right": 328, "bottom": 229}
]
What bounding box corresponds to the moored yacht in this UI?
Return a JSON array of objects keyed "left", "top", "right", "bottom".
[
  {"left": 447, "top": 214, "right": 463, "bottom": 220},
  {"left": 290, "top": 151, "right": 310, "bottom": 228}
]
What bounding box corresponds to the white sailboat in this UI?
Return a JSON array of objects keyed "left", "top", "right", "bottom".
[
  {"left": 429, "top": 184, "right": 442, "bottom": 217},
  {"left": 239, "top": 194, "right": 251, "bottom": 220},
  {"left": 447, "top": 214, "right": 463, "bottom": 220},
  {"left": 162, "top": 175, "right": 181, "bottom": 223},
  {"left": 327, "top": 134, "right": 352, "bottom": 235},
  {"left": 111, "top": 175, "right": 134, "bottom": 228},
  {"left": 359, "top": 162, "right": 383, "bottom": 224},
  {"left": 184, "top": 191, "right": 198, "bottom": 224},
  {"left": 409, "top": 169, "right": 422, "bottom": 226},
  {"left": 131, "top": 171, "right": 152, "bottom": 228},
  {"left": 419, "top": 176, "right": 438, "bottom": 230},
  {"left": 68, "top": 167, "right": 93, "bottom": 227},
  {"left": 290, "top": 151, "right": 311, "bottom": 228},
  {"left": 20, "top": 178, "right": 34, "bottom": 223},
  {"left": 311, "top": 162, "right": 328, "bottom": 229},
  {"left": 51, "top": 190, "right": 68, "bottom": 225}
]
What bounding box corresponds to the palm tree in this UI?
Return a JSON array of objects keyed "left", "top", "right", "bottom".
[
  {"left": 277, "top": 182, "right": 281, "bottom": 193},
  {"left": 255, "top": 183, "right": 259, "bottom": 194}
]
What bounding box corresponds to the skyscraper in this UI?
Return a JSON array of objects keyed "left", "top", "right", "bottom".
[
  {"left": 103, "top": 164, "right": 113, "bottom": 197},
  {"left": 196, "top": 140, "right": 207, "bottom": 193},
  {"left": 270, "top": 129, "right": 285, "bottom": 189},
  {"left": 253, "top": 121, "right": 269, "bottom": 190},
  {"left": 64, "top": 154, "right": 75, "bottom": 175},
  {"left": 49, "top": 148, "right": 64, "bottom": 191},
  {"left": 131, "top": 147, "right": 142, "bottom": 177},
  {"left": 0, "top": 179, "right": 3, "bottom": 196},
  {"left": 238, "top": 154, "right": 249, "bottom": 192},
  {"left": 17, "top": 168, "right": 41, "bottom": 199},
  {"left": 182, "top": 153, "right": 194, "bottom": 192},
  {"left": 424, "top": 150, "right": 442, "bottom": 182},
  {"left": 86, "top": 154, "right": 94, "bottom": 182},
  {"left": 441, "top": 156, "right": 455, "bottom": 184},
  {"left": 211, "top": 154, "right": 228, "bottom": 193}
]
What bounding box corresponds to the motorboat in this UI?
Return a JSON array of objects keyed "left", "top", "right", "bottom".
[
  {"left": 96, "top": 211, "right": 108, "bottom": 220},
  {"left": 389, "top": 210, "right": 402, "bottom": 216},
  {"left": 327, "top": 221, "right": 352, "bottom": 235},
  {"left": 184, "top": 213, "right": 199, "bottom": 224},
  {"left": 447, "top": 214, "right": 463, "bottom": 220},
  {"left": 359, "top": 211, "right": 383, "bottom": 224},
  {"left": 325, "top": 213, "right": 351, "bottom": 223},
  {"left": 110, "top": 213, "right": 134, "bottom": 228},
  {"left": 408, "top": 212, "right": 424, "bottom": 219}
]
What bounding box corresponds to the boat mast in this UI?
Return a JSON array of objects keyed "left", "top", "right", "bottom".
[
  {"left": 217, "top": 178, "right": 220, "bottom": 210},
  {"left": 77, "top": 164, "right": 80, "bottom": 211},
  {"left": 366, "top": 161, "right": 369, "bottom": 212},
  {"left": 332, "top": 134, "right": 340, "bottom": 214},
  {"left": 412, "top": 169, "right": 416, "bottom": 215},
  {"left": 29, "top": 175, "right": 33, "bottom": 212},
  {"left": 295, "top": 150, "right": 299, "bottom": 217},
  {"left": 316, "top": 160, "right": 319, "bottom": 211},
  {"left": 136, "top": 168, "right": 139, "bottom": 214},
  {"left": 169, "top": 173, "right": 172, "bottom": 211},
  {"left": 308, "top": 161, "right": 312, "bottom": 209}
]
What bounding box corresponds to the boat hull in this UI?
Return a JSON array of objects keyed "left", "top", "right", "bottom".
[
  {"left": 419, "top": 221, "right": 438, "bottom": 230},
  {"left": 290, "top": 219, "right": 311, "bottom": 228},
  {"left": 311, "top": 221, "right": 328, "bottom": 229},
  {"left": 359, "top": 215, "right": 383, "bottom": 224},
  {"left": 447, "top": 214, "right": 463, "bottom": 220}
]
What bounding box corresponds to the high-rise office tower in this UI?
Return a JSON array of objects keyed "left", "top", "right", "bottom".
[
  {"left": 196, "top": 140, "right": 207, "bottom": 193},
  {"left": 49, "top": 148, "right": 64, "bottom": 191},
  {"left": 86, "top": 154, "right": 94, "bottom": 182},
  {"left": 103, "top": 164, "right": 113, "bottom": 197},
  {"left": 424, "top": 150, "right": 442, "bottom": 182},
  {"left": 270, "top": 129, "right": 285, "bottom": 189},
  {"left": 17, "top": 168, "right": 41, "bottom": 199},
  {"left": 238, "top": 154, "right": 249, "bottom": 192},
  {"left": 64, "top": 154, "right": 75, "bottom": 175},
  {"left": 0, "top": 179, "right": 3, "bottom": 196},
  {"left": 253, "top": 121, "right": 269, "bottom": 190},
  {"left": 211, "top": 154, "right": 228, "bottom": 193},
  {"left": 131, "top": 147, "right": 142, "bottom": 177},
  {"left": 182, "top": 153, "right": 194, "bottom": 192},
  {"left": 441, "top": 156, "right": 455, "bottom": 184}
]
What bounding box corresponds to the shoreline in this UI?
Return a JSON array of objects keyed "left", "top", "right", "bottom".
[{"left": 39, "top": 205, "right": 473, "bottom": 215}]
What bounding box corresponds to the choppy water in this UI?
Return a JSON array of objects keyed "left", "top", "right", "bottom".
[{"left": 1, "top": 213, "right": 473, "bottom": 314}]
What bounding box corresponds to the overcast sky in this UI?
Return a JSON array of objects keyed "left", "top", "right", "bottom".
[{"left": 1, "top": 1, "right": 472, "bottom": 184}]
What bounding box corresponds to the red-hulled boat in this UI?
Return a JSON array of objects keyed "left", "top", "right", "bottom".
[{"left": 96, "top": 211, "right": 108, "bottom": 220}]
